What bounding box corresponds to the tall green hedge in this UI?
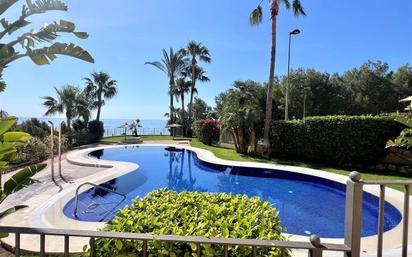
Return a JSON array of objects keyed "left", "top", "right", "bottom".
[{"left": 271, "top": 116, "right": 404, "bottom": 165}]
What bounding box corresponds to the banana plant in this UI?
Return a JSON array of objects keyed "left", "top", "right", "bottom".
[
  {"left": 0, "top": 117, "right": 46, "bottom": 220},
  {"left": 0, "top": 0, "right": 94, "bottom": 88},
  {"left": 0, "top": 163, "right": 46, "bottom": 219}
]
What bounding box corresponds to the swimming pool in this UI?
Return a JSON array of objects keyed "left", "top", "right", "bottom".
[{"left": 63, "top": 146, "right": 402, "bottom": 238}]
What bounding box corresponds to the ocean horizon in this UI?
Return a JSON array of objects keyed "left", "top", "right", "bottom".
[{"left": 18, "top": 117, "right": 170, "bottom": 136}]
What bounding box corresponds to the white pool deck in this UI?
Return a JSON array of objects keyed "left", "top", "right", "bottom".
[{"left": 0, "top": 143, "right": 411, "bottom": 257}]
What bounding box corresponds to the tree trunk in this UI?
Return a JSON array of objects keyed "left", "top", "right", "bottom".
[
  {"left": 66, "top": 114, "right": 72, "bottom": 144},
  {"left": 262, "top": 1, "right": 278, "bottom": 155},
  {"left": 187, "top": 57, "right": 197, "bottom": 136},
  {"left": 230, "top": 130, "right": 240, "bottom": 153},
  {"left": 170, "top": 89, "right": 174, "bottom": 124},
  {"left": 181, "top": 91, "right": 186, "bottom": 136},
  {"left": 96, "top": 86, "right": 102, "bottom": 122}
]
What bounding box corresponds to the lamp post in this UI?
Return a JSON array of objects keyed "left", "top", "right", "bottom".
[{"left": 285, "top": 28, "right": 301, "bottom": 120}]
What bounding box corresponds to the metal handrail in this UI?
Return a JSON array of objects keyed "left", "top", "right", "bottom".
[
  {"left": 3, "top": 225, "right": 350, "bottom": 257},
  {"left": 73, "top": 182, "right": 126, "bottom": 217}
]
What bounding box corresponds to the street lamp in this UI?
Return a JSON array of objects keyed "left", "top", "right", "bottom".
[{"left": 285, "top": 28, "right": 301, "bottom": 120}]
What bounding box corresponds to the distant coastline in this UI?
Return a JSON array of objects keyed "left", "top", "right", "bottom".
[{"left": 18, "top": 117, "right": 170, "bottom": 136}]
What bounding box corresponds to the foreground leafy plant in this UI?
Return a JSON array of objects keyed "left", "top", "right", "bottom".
[
  {"left": 88, "top": 189, "right": 289, "bottom": 257},
  {"left": 0, "top": 117, "right": 46, "bottom": 220}
]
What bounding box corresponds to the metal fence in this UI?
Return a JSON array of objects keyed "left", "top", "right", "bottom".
[{"left": 2, "top": 172, "right": 411, "bottom": 257}]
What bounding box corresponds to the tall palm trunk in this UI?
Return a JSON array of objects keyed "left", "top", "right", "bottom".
[
  {"left": 187, "top": 57, "right": 196, "bottom": 135},
  {"left": 169, "top": 83, "right": 174, "bottom": 124},
  {"left": 96, "top": 86, "right": 102, "bottom": 121},
  {"left": 262, "top": 1, "right": 278, "bottom": 153},
  {"left": 181, "top": 91, "right": 186, "bottom": 136},
  {"left": 66, "top": 113, "right": 72, "bottom": 143}
]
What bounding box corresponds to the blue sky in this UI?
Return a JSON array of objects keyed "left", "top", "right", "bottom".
[{"left": 0, "top": 0, "right": 411, "bottom": 119}]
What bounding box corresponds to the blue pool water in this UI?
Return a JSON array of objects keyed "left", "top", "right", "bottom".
[{"left": 63, "top": 146, "right": 402, "bottom": 238}]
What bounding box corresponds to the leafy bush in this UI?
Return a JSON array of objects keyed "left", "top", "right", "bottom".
[
  {"left": 89, "top": 189, "right": 288, "bottom": 257},
  {"left": 15, "top": 118, "right": 49, "bottom": 139},
  {"left": 192, "top": 119, "right": 221, "bottom": 145},
  {"left": 11, "top": 137, "right": 49, "bottom": 165},
  {"left": 72, "top": 119, "right": 88, "bottom": 131},
  {"left": 271, "top": 116, "right": 404, "bottom": 165},
  {"left": 88, "top": 120, "right": 104, "bottom": 142},
  {"left": 72, "top": 129, "right": 95, "bottom": 146},
  {"left": 42, "top": 135, "right": 70, "bottom": 155}
]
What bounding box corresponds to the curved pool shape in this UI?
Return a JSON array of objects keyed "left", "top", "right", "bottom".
[{"left": 63, "top": 146, "right": 402, "bottom": 238}]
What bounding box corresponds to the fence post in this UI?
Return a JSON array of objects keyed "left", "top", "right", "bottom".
[
  {"left": 308, "top": 235, "right": 323, "bottom": 257},
  {"left": 344, "top": 171, "right": 363, "bottom": 257}
]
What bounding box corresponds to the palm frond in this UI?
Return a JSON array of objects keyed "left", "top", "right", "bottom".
[
  {"left": 292, "top": 0, "right": 306, "bottom": 16},
  {"left": 249, "top": 5, "right": 263, "bottom": 26},
  {"left": 280, "top": 0, "right": 291, "bottom": 9},
  {"left": 145, "top": 61, "right": 167, "bottom": 73}
]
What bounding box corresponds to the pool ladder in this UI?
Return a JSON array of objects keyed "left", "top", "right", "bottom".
[{"left": 73, "top": 182, "right": 126, "bottom": 217}]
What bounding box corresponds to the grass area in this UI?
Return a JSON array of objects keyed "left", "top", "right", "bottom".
[
  {"left": 191, "top": 139, "right": 411, "bottom": 193},
  {"left": 101, "top": 135, "right": 411, "bottom": 193}
]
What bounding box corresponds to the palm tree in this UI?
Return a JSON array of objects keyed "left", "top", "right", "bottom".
[
  {"left": 184, "top": 65, "right": 210, "bottom": 120},
  {"left": 146, "top": 48, "right": 187, "bottom": 124},
  {"left": 176, "top": 78, "right": 191, "bottom": 114},
  {"left": 250, "top": 0, "right": 305, "bottom": 150},
  {"left": 84, "top": 72, "right": 118, "bottom": 122},
  {"left": 177, "top": 65, "right": 210, "bottom": 135},
  {"left": 42, "top": 85, "right": 90, "bottom": 141},
  {"left": 182, "top": 41, "right": 211, "bottom": 133}
]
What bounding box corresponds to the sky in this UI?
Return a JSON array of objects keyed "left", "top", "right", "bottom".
[{"left": 0, "top": 0, "right": 411, "bottom": 119}]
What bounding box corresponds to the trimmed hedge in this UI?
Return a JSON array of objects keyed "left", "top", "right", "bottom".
[
  {"left": 271, "top": 116, "right": 404, "bottom": 165},
  {"left": 88, "top": 120, "right": 104, "bottom": 142},
  {"left": 90, "top": 189, "right": 288, "bottom": 257},
  {"left": 192, "top": 119, "right": 221, "bottom": 145}
]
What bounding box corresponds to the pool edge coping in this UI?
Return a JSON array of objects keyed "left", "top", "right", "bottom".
[{"left": 4, "top": 143, "right": 412, "bottom": 255}]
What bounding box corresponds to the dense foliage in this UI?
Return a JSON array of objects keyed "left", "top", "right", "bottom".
[
  {"left": 271, "top": 116, "right": 404, "bottom": 165},
  {"left": 88, "top": 120, "right": 105, "bottom": 142},
  {"left": 192, "top": 119, "right": 220, "bottom": 145},
  {"left": 217, "top": 81, "right": 266, "bottom": 153},
  {"left": 11, "top": 137, "right": 49, "bottom": 165},
  {"left": 89, "top": 189, "right": 288, "bottom": 257},
  {"left": 15, "top": 118, "right": 49, "bottom": 139},
  {"left": 273, "top": 62, "right": 412, "bottom": 119}
]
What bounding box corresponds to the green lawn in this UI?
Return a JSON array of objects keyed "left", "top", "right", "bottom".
[
  {"left": 191, "top": 139, "right": 412, "bottom": 193},
  {"left": 100, "top": 135, "right": 411, "bottom": 193}
]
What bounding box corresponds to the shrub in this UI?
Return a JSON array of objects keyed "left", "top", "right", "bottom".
[
  {"left": 15, "top": 118, "right": 49, "bottom": 139},
  {"left": 72, "top": 129, "right": 95, "bottom": 146},
  {"left": 42, "top": 135, "right": 70, "bottom": 155},
  {"left": 11, "top": 137, "right": 49, "bottom": 165},
  {"left": 88, "top": 120, "right": 104, "bottom": 142},
  {"left": 271, "top": 116, "right": 405, "bottom": 165},
  {"left": 192, "top": 119, "right": 220, "bottom": 145},
  {"left": 90, "top": 189, "right": 288, "bottom": 257}
]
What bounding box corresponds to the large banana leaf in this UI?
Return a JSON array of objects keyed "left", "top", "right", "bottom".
[
  {"left": 19, "top": 19, "right": 89, "bottom": 49},
  {"left": 0, "top": 117, "right": 31, "bottom": 172},
  {"left": 28, "top": 42, "right": 94, "bottom": 65},
  {"left": 0, "top": 116, "right": 17, "bottom": 135},
  {"left": 2, "top": 163, "right": 46, "bottom": 196}
]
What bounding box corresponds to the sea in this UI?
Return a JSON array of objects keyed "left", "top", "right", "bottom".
[{"left": 18, "top": 117, "right": 170, "bottom": 136}]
